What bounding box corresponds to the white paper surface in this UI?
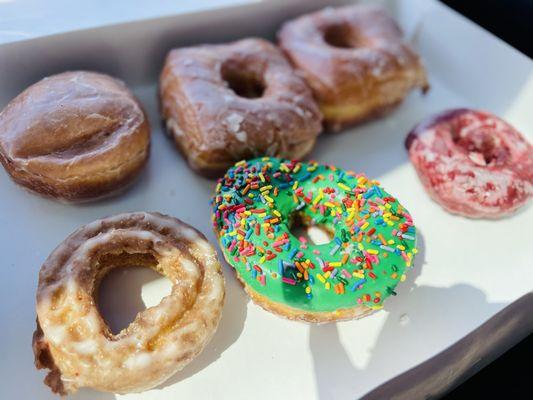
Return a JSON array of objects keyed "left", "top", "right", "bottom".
[
  {"left": 0, "top": 0, "right": 258, "bottom": 45},
  {"left": 0, "top": 1, "right": 531, "bottom": 399}
]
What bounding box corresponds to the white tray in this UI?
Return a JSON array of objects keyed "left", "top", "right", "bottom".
[{"left": 0, "top": 1, "right": 532, "bottom": 399}]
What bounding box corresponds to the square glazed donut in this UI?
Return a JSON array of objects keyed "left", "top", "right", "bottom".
[
  {"left": 159, "top": 38, "right": 322, "bottom": 176},
  {"left": 278, "top": 5, "right": 429, "bottom": 131}
]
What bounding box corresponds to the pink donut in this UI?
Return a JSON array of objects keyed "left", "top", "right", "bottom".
[{"left": 406, "top": 108, "right": 532, "bottom": 218}]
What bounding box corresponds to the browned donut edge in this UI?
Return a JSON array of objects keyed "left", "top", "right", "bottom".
[
  {"left": 161, "top": 117, "right": 317, "bottom": 179},
  {"left": 0, "top": 139, "right": 150, "bottom": 202},
  {"left": 33, "top": 321, "right": 66, "bottom": 395}
]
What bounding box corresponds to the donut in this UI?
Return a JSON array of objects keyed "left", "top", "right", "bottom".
[
  {"left": 159, "top": 38, "right": 322, "bottom": 177},
  {"left": 212, "top": 157, "right": 417, "bottom": 323},
  {"left": 406, "top": 109, "right": 533, "bottom": 218},
  {"left": 32, "top": 212, "right": 224, "bottom": 394},
  {"left": 0, "top": 71, "right": 150, "bottom": 202},
  {"left": 278, "top": 5, "right": 429, "bottom": 131}
]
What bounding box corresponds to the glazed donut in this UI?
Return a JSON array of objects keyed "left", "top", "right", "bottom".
[
  {"left": 0, "top": 71, "right": 150, "bottom": 202},
  {"left": 33, "top": 212, "right": 224, "bottom": 394},
  {"left": 212, "top": 157, "right": 417, "bottom": 323},
  {"left": 278, "top": 5, "right": 428, "bottom": 130},
  {"left": 406, "top": 109, "right": 533, "bottom": 218},
  {"left": 159, "top": 38, "right": 322, "bottom": 177}
]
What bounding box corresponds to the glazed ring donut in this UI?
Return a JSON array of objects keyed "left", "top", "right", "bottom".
[
  {"left": 32, "top": 212, "right": 224, "bottom": 395},
  {"left": 212, "top": 157, "right": 417, "bottom": 323},
  {"left": 278, "top": 5, "right": 428, "bottom": 130},
  {"left": 159, "top": 38, "right": 322, "bottom": 177},
  {"left": 0, "top": 71, "right": 150, "bottom": 202},
  {"left": 406, "top": 109, "right": 533, "bottom": 218}
]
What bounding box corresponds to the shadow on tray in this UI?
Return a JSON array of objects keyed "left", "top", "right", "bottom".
[{"left": 308, "top": 229, "right": 506, "bottom": 399}]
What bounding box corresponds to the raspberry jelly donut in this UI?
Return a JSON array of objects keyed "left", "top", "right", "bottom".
[{"left": 406, "top": 108, "right": 532, "bottom": 218}]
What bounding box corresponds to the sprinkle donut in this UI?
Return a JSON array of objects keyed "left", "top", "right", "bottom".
[
  {"left": 406, "top": 109, "right": 533, "bottom": 218},
  {"left": 212, "top": 158, "right": 417, "bottom": 323},
  {"left": 33, "top": 212, "right": 224, "bottom": 395}
]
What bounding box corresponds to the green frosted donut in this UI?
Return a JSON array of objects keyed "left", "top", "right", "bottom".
[{"left": 212, "top": 157, "right": 417, "bottom": 321}]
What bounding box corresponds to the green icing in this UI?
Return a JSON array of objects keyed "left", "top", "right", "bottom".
[{"left": 212, "top": 158, "right": 417, "bottom": 312}]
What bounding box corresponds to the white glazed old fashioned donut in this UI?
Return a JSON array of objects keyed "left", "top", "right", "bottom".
[{"left": 32, "top": 212, "right": 225, "bottom": 395}]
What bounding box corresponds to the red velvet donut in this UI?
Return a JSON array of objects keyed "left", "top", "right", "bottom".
[{"left": 406, "top": 109, "right": 532, "bottom": 218}]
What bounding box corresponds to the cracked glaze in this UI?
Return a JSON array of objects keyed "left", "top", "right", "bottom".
[{"left": 33, "top": 212, "right": 224, "bottom": 394}]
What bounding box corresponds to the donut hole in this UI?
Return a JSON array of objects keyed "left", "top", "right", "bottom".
[
  {"left": 451, "top": 127, "right": 510, "bottom": 165},
  {"left": 323, "top": 23, "right": 362, "bottom": 49},
  {"left": 221, "top": 62, "right": 265, "bottom": 99},
  {"left": 289, "top": 212, "right": 334, "bottom": 245},
  {"left": 96, "top": 252, "right": 172, "bottom": 335}
]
